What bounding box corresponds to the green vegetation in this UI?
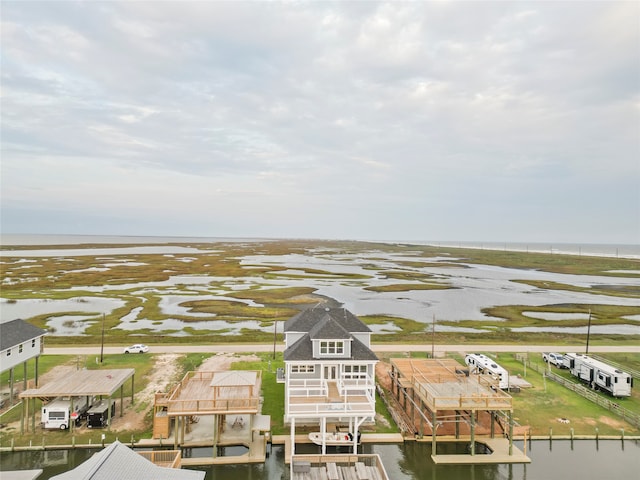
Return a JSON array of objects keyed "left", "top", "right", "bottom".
[{"left": 2, "top": 240, "right": 638, "bottom": 346}]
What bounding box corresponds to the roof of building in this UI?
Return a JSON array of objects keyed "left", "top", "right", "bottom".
[
  {"left": 284, "top": 333, "right": 378, "bottom": 362},
  {"left": 20, "top": 368, "right": 135, "bottom": 399},
  {"left": 283, "top": 307, "right": 377, "bottom": 362},
  {"left": 210, "top": 370, "right": 258, "bottom": 387},
  {"left": 2, "top": 470, "right": 43, "bottom": 480},
  {"left": 0, "top": 319, "right": 47, "bottom": 352},
  {"left": 49, "top": 441, "right": 205, "bottom": 480},
  {"left": 284, "top": 307, "right": 371, "bottom": 334}
]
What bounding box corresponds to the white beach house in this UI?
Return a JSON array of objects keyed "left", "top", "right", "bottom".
[{"left": 283, "top": 306, "right": 378, "bottom": 454}]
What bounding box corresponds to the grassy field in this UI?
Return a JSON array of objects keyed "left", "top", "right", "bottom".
[{"left": 2, "top": 350, "right": 639, "bottom": 449}]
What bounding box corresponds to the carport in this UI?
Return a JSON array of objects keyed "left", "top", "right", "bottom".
[{"left": 19, "top": 368, "right": 135, "bottom": 434}]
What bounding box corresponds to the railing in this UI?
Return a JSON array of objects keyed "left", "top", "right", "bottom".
[
  {"left": 413, "top": 380, "right": 512, "bottom": 410},
  {"left": 137, "top": 449, "right": 181, "bottom": 469},
  {"left": 290, "top": 453, "right": 389, "bottom": 480},
  {"left": 288, "top": 400, "right": 375, "bottom": 416},
  {"left": 288, "top": 379, "right": 327, "bottom": 397},
  {"left": 167, "top": 397, "right": 260, "bottom": 414}
]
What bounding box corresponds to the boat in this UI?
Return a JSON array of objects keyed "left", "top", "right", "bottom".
[{"left": 308, "top": 431, "right": 359, "bottom": 446}]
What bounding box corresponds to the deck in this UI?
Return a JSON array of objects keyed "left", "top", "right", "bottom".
[
  {"left": 290, "top": 454, "right": 389, "bottom": 480},
  {"left": 287, "top": 379, "right": 376, "bottom": 418},
  {"left": 390, "top": 358, "right": 512, "bottom": 413},
  {"left": 165, "top": 371, "right": 261, "bottom": 416}
]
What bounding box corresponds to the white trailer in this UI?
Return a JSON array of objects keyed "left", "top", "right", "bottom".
[
  {"left": 563, "top": 353, "right": 633, "bottom": 397},
  {"left": 464, "top": 353, "right": 510, "bottom": 389},
  {"left": 41, "top": 396, "right": 91, "bottom": 430}
]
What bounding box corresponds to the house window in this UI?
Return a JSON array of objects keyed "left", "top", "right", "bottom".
[
  {"left": 32, "top": 339, "right": 36, "bottom": 348},
  {"left": 6, "top": 348, "right": 11, "bottom": 357},
  {"left": 19, "top": 344, "right": 23, "bottom": 354},
  {"left": 320, "top": 341, "right": 344, "bottom": 355},
  {"left": 344, "top": 365, "right": 368, "bottom": 378},
  {"left": 291, "top": 365, "right": 315, "bottom": 374}
]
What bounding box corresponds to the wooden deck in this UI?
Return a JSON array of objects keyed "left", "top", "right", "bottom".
[
  {"left": 390, "top": 358, "right": 512, "bottom": 413},
  {"left": 431, "top": 438, "right": 530, "bottom": 464},
  {"left": 165, "top": 371, "right": 261, "bottom": 416},
  {"left": 290, "top": 454, "right": 389, "bottom": 480}
]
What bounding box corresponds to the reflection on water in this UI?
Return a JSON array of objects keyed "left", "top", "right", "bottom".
[{"left": 1, "top": 441, "right": 637, "bottom": 480}]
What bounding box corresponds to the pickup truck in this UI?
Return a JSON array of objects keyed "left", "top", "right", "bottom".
[{"left": 542, "top": 352, "right": 566, "bottom": 368}]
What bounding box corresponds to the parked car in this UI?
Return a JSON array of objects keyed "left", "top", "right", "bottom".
[
  {"left": 123, "top": 344, "right": 149, "bottom": 354},
  {"left": 542, "top": 352, "right": 565, "bottom": 368}
]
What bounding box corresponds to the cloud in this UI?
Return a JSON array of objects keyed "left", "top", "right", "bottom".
[{"left": 1, "top": 1, "right": 638, "bottom": 243}]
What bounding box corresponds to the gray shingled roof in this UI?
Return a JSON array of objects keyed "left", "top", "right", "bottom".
[
  {"left": 284, "top": 307, "right": 371, "bottom": 333},
  {"left": 283, "top": 307, "right": 377, "bottom": 362},
  {"left": 308, "top": 317, "right": 352, "bottom": 340},
  {"left": 0, "top": 319, "right": 47, "bottom": 352},
  {"left": 50, "top": 441, "right": 204, "bottom": 480}
]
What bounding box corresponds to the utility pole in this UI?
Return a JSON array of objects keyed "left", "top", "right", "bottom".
[
  {"left": 431, "top": 314, "right": 435, "bottom": 359},
  {"left": 273, "top": 320, "right": 278, "bottom": 359},
  {"left": 100, "top": 313, "right": 105, "bottom": 363},
  {"left": 585, "top": 309, "right": 592, "bottom": 355}
]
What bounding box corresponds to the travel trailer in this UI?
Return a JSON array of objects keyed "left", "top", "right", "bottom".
[
  {"left": 464, "top": 353, "right": 510, "bottom": 389},
  {"left": 41, "top": 396, "right": 91, "bottom": 430},
  {"left": 563, "top": 353, "right": 632, "bottom": 397},
  {"left": 86, "top": 400, "right": 116, "bottom": 428}
]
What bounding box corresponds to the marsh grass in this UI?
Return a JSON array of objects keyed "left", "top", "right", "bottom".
[{"left": 2, "top": 240, "right": 639, "bottom": 346}]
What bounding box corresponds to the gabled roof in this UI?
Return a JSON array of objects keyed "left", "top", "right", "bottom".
[
  {"left": 0, "top": 319, "right": 47, "bottom": 352},
  {"left": 210, "top": 370, "right": 257, "bottom": 387},
  {"left": 283, "top": 307, "right": 377, "bottom": 362},
  {"left": 49, "top": 441, "right": 204, "bottom": 480},
  {"left": 284, "top": 307, "right": 371, "bottom": 334},
  {"left": 308, "top": 316, "right": 352, "bottom": 340}
]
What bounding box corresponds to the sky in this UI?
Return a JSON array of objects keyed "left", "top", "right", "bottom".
[{"left": 1, "top": 1, "right": 639, "bottom": 244}]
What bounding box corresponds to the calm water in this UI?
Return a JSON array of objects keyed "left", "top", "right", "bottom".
[
  {"left": 2, "top": 237, "right": 639, "bottom": 335},
  {"left": 1, "top": 440, "right": 638, "bottom": 480}
]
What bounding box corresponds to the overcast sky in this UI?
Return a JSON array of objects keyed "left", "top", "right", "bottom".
[{"left": 1, "top": 1, "right": 638, "bottom": 244}]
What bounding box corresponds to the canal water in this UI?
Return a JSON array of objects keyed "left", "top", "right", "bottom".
[{"left": 1, "top": 440, "right": 638, "bottom": 480}]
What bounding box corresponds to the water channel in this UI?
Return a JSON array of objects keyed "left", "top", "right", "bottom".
[{"left": 1, "top": 440, "right": 638, "bottom": 480}]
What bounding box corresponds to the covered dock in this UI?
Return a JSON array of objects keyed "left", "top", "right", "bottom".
[
  {"left": 153, "top": 370, "right": 269, "bottom": 465},
  {"left": 19, "top": 368, "right": 135, "bottom": 433}
]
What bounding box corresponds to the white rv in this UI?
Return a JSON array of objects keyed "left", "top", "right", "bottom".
[
  {"left": 41, "top": 396, "right": 92, "bottom": 430},
  {"left": 464, "top": 353, "right": 510, "bottom": 389},
  {"left": 563, "top": 353, "right": 633, "bottom": 398}
]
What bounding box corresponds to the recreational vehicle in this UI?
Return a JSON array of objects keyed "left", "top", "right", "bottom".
[
  {"left": 464, "top": 353, "right": 510, "bottom": 389},
  {"left": 86, "top": 400, "right": 116, "bottom": 428},
  {"left": 563, "top": 353, "right": 633, "bottom": 397},
  {"left": 41, "top": 396, "right": 91, "bottom": 430}
]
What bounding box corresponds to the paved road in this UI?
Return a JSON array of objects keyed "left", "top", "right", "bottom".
[{"left": 44, "top": 344, "right": 640, "bottom": 356}]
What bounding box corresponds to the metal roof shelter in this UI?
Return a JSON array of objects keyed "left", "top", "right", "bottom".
[
  {"left": 19, "top": 368, "right": 135, "bottom": 434},
  {"left": 50, "top": 441, "right": 204, "bottom": 480}
]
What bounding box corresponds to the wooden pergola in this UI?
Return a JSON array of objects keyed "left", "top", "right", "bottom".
[
  {"left": 19, "top": 368, "right": 135, "bottom": 434},
  {"left": 389, "top": 358, "right": 515, "bottom": 457}
]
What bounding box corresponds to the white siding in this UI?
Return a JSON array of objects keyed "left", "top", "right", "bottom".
[{"left": 0, "top": 337, "right": 43, "bottom": 372}]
